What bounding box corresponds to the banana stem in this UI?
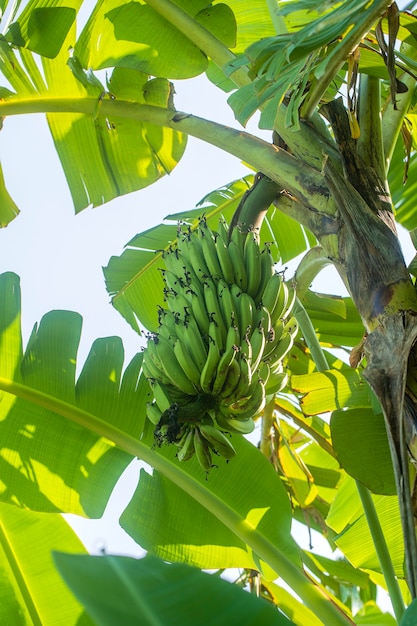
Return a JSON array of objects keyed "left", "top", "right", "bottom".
[
  {"left": 260, "top": 397, "right": 275, "bottom": 459},
  {"left": 356, "top": 481, "right": 406, "bottom": 622},
  {"left": 293, "top": 298, "right": 329, "bottom": 373},
  {"left": 142, "top": 0, "right": 250, "bottom": 88}
]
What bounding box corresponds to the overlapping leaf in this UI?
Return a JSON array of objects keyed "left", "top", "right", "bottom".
[
  {"left": 120, "top": 424, "right": 299, "bottom": 574},
  {"left": 75, "top": 0, "right": 236, "bottom": 78},
  {"left": 0, "top": 272, "right": 304, "bottom": 585},
  {"left": 55, "top": 552, "right": 294, "bottom": 626},
  {"left": 104, "top": 175, "right": 314, "bottom": 333},
  {"left": 0, "top": 272, "right": 144, "bottom": 516},
  {"left": 0, "top": 505, "right": 92, "bottom": 624},
  {"left": 0, "top": 0, "right": 187, "bottom": 215},
  {"left": 327, "top": 477, "right": 404, "bottom": 577},
  {"left": 227, "top": 0, "right": 400, "bottom": 128}
]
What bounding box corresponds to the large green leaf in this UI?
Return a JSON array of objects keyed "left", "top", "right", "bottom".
[
  {"left": 291, "top": 368, "right": 373, "bottom": 416},
  {"left": 104, "top": 175, "right": 313, "bottom": 332},
  {"left": 0, "top": 272, "right": 347, "bottom": 620},
  {"left": 0, "top": 505, "right": 93, "bottom": 624},
  {"left": 330, "top": 408, "right": 396, "bottom": 496},
  {"left": 0, "top": 162, "right": 19, "bottom": 226},
  {"left": 5, "top": 0, "right": 79, "bottom": 59},
  {"left": 120, "top": 429, "right": 298, "bottom": 574},
  {"left": 43, "top": 34, "right": 187, "bottom": 212},
  {"left": 75, "top": 0, "right": 236, "bottom": 78},
  {"left": 0, "top": 272, "right": 142, "bottom": 515},
  {"left": 227, "top": 0, "right": 393, "bottom": 127},
  {"left": 389, "top": 135, "right": 417, "bottom": 232},
  {"left": 301, "top": 290, "right": 364, "bottom": 348},
  {"left": 0, "top": 14, "right": 186, "bottom": 214},
  {"left": 54, "top": 552, "right": 294, "bottom": 626},
  {"left": 327, "top": 476, "right": 404, "bottom": 577}
]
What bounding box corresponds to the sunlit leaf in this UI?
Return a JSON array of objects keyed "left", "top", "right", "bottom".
[
  {"left": 291, "top": 368, "right": 372, "bottom": 415},
  {"left": 0, "top": 272, "right": 144, "bottom": 515},
  {"left": 5, "top": 0, "right": 80, "bottom": 59},
  {"left": 54, "top": 552, "right": 294, "bottom": 626},
  {"left": 120, "top": 429, "right": 299, "bottom": 574},
  {"left": 0, "top": 505, "right": 92, "bottom": 624},
  {"left": 75, "top": 0, "right": 235, "bottom": 79},
  {"left": 301, "top": 291, "right": 364, "bottom": 348},
  {"left": 327, "top": 476, "right": 404, "bottom": 577},
  {"left": 0, "top": 162, "right": 19, "bottom": 226},
  {"left": 389, "top": 133, "right": 417, "bottom": 231},
  {"left": 354, "top": 601, "right": 397, "bottom": 625}
]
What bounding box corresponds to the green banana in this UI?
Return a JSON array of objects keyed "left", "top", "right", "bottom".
[
  {"left": 204, "top": 279, "right": 227, "bottom": 344},
  {"left": 200, "top": 228, "right": 223, "bottom": 279},
  {"left": 238, "top": 291, "right": 256, "bottom": 339},
  {"left": 163, "top": 247, "right": 187, "bottom": 278},
  {"left": 215, "top": 411, "right": 255, "bottom": 435},
  {"left": 186, "top": 234, "right": 210, "bottom": 280},
  {"left": 228, "top": 239, "right": 248, "bottom": 291},
  {"left": 284, "top": 316, "right": 298, "bottom": 339},
  {"left": 261, "top": 272, "right": 283, "bottom": 317},
  {"left": 212, "top": 344, "right": 239, "bottom": 397},
  {"left": 177, "top": 426, "right": 196, "bottom": 462},
  {"left": 151, "top": 380, "right": 175, "bottom": 413},
  {"left": 147, "top": 401, "right": 163, "bottom": 425},
  {"left": 153, "top": 335, "right": 198, "bottom": 395},
  {"left": 215, "top": 233, "right": 235, "bottom": 284},
  {"left": 199, "top": 423, "right": 236, "bottom": 459},
  {"left": 268, "top": 332, "right": 294, "bottom": 364},
  {"left": 166, "top": 291, "right": 192, "bottom": 323},
  {"left": 256, "top": 305, "right": 272, "bottom": 338},
  {"left": 143, "top": 352, "right": 172, "bottom": 385},
  {"left": 224, "top": 379, "right": 266, "bottom": 421},
  {"left": 200, "top": 334, "right": 221, "bottom": 393},
  {"left": 270, "top": 279, "right": 289, "bottom": 325},
  {"left": 263, "top": 318, "right": 285, "bottom": 359},
  {"left": 175, "top": 318, "right": 208, "bottom": 373},
  {"left": 216, "top": 218, "right": 230, "bottom": 245},
  {"left": 244, "top": 231, "right": 262, "bottom": 299},
  {"left": 217, "top": 279, "right": 236, "bottom": 331},
  {"left": 281, "top": 284, "right": 296, "bottom": 320},
  {"left": 188, "top": 290, "right": 210, "bottom": 336},
  {"left": 173, "top": 338, "right": 202, "bottom": 388},
  {"left": 217, "top": 359, "right": 241, "bottom": 399},
  {"left": 221, "top": 354, "right": 252, "bottom": 404},
  {"left": 225, "top": 322, "right": 240, "bottom": 353},
  {"left": 254, "top": 245, "right": 275, "bottom": 304},
  {"left": 249, "top": 326, "right": 266, "bottom": 373},
  {"left": 239, "top": 332, "right": 253, "bottom": 365},
  {"left": 265, "top": 370, "right": 288, "bottom": 395},
  {"left": 194, "top": 428, "right": 212, "bottom": 472}
]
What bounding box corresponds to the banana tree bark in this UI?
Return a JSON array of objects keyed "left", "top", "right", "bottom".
[{"left": 320, "top": 99, "right": 417, "bottom": 597}]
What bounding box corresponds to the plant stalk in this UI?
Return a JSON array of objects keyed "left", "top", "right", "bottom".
[
  {"left": 143, "top": 0, "right": 250, "bottom": 88},
  {"left": 0, "top": 96, "right": 335, "bottom": 216},
  {"left": 356, "top": 481, "right": 405, "bottom": 622}
]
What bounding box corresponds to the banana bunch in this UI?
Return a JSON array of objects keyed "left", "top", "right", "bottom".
[{"left": 143, "top": 218, "right": 297, "bottom": 471}]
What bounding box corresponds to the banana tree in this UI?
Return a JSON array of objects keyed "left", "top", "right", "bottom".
[{"left": 2, "top": 0, "right": 417, "bottom": 624}]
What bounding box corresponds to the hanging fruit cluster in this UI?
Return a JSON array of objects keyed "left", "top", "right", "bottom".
[{"left": 143, "top": 218, "right": 297, "bottom": 471}]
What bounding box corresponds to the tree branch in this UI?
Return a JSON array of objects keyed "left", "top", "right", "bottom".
[{"left": 0, "top": 96, "right": 336, "bottom": 217}]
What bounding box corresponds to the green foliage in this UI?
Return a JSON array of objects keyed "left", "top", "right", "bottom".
[
  {"left": 2, "top": 0, "right": 417, "bottom": 623},
  {"left": 54, "top": 552, "right": 294, "bottom": 625}
]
